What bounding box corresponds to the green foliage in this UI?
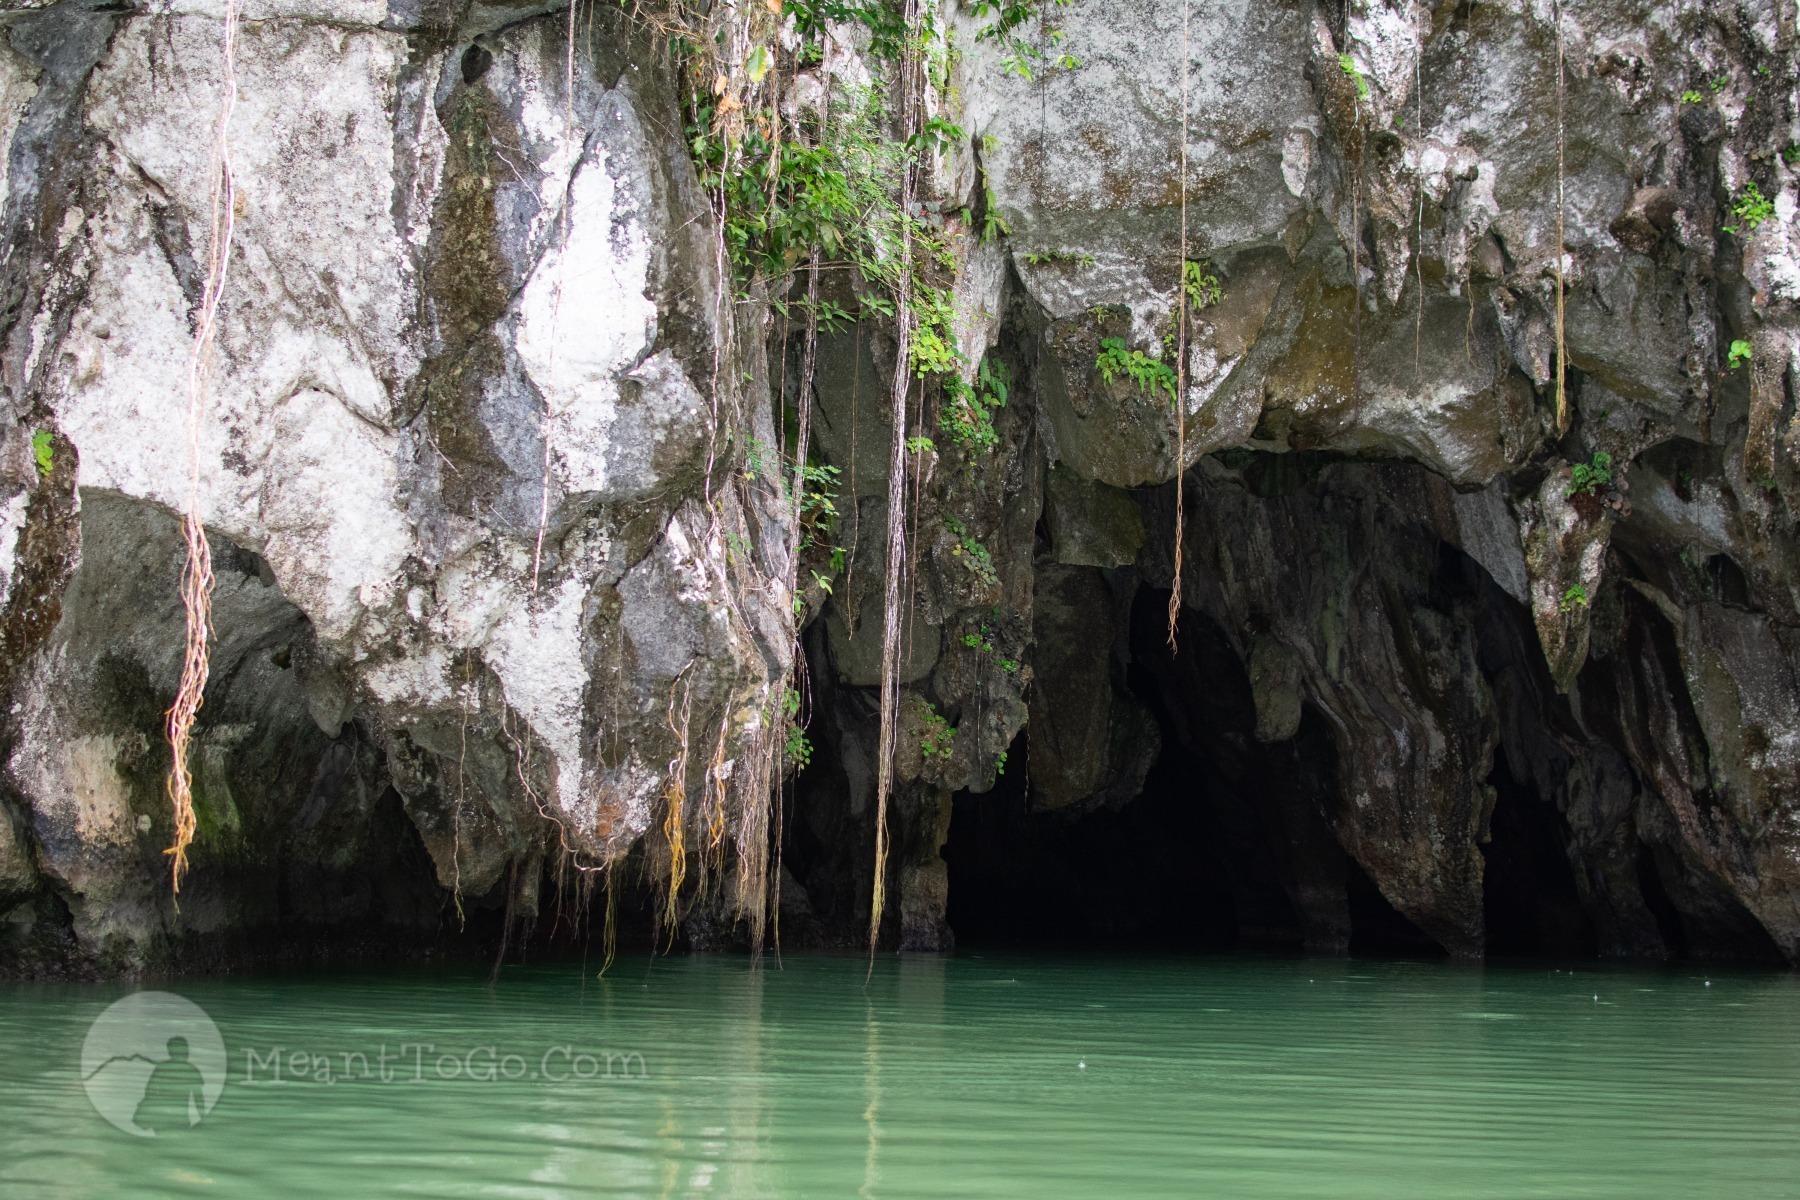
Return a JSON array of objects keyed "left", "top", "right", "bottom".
[
  {"left": 908, "top": 114, "right": 968, "bottom": 156},
  {"left": 915, "top": 696, "right": 955, "bottom": 759},
  {"left": 908, "top": 287, "right": 962, "bottom": 377},
  {"left": 1183, "top": 260, "right": 1223, "bottom": 310},
  {"left": 1559, "top": 583, "right": 1590, "bottom": 613},
  {"left": 1784, "top": 144, "right": 1800, "bottom": 165},
  {"left": 999, "top": 657, "right": 1020, "bottom": 673},
  {"left": 782, "top": 687, "right": 813, "bottom": 770},
  {"left": 686, "top": 67, "right": 923, "bottom": 291},
  {"left": 940, "top": 357, "right": 1009, "bottom": 454},
  {"left": 1021, "top": 248, "right": 1095, "bottom": 268},
  {"left": 1566, "top": 451, "right": 1614, "bottom": 498},
  {"left": 1338, "top": 53, "right": 1370, "bottom": 101},
  {"left": 1723, "top": 182, "right": 1774, "bottom": 235},
  {"left": 1096, "top": 337, "right": 1179, "bottom": 406},
  {"left": 969, "top": 0, "right": 1081, "bottom": 80},
  {"left": 775, "top": 293, "right": 855, "bottom": 334},
  {"left": 1710, "top": 73, "right": 1729, "bottom": 93},
  {"left": 800, "top": 462, "right": 841, "bottom": 520},
  {"left": 1728, "top": 339, "right": 1753, "bottom": 371},
  {"left": 30, "top": 429, "right": 52, "bottom": 477},
  {"left": 980, "top": 185, "right": 1010, "bottom": 244},
  {"left": 943, "top": 514, "right": 1000, "bottom": 588},
  {"left": 742, "top": 435, "right": 775, "bottom": 483},
  {"left": 1680, "top": 89, "right": 1703, "bottom": 104}
]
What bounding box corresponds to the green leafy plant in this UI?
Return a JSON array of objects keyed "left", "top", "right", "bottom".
[
  {"left": 1728, "top": 339, "right": 1753, "bottom": 371},
  {"left": 1723, "top": 182, "right": 1774, "bottom": 235},
  {"left": 944, "top": 515, "right": 1000, "bottom": 588},
  {"left": 916, "top": 696, "right": 955, "bottom": 759},
  {"left": 1183, "top": 260, "right": 1223, "bottom": 310},
  {"left": 1559, "top": 584, "right": 1590, "bottom": 613},
  {"left": 1710, "top": 73, "right": 1729, "bottom": 93},
  {"left": 30, "top": 429, "right": 52, "bottom": 477},
  {"left": 906, "top": 435, "right": 937, "bottom": 455},
  {"left": 1021, "top": 248, "right": 1096, "bottom": 268},
  {"left": 742, "top": 435, "right": 774, "bottom": 483},
  {"left": 785, "top": 725, "right": 814, "bottom": 768},
  {"left": 1338, "top": 53, "right": 1370, "bottom": 101},
  {"left": 1566, "top": 451, "right": 1614, "bottom": 498},
  {"left": 939, "top": 357, "right": 1010, "bottom": 454},
  {"left": 1680, "top": 89, "right": 1703, "bottom": 104},
  {"left": 775, "top": 293, "right": 855, "bottom": 334},
  {"left": 1096, "top": 337, "right": 1179, "bottom": 406},
  {"left": 969, "top": 0, "right": 1081, "bottom": 80},
  {"left": 980, "top": 184, "right": 1010, "bottom": 244},
  {"left": 782, "top": 687, "right": 813, "bottom": 769}
]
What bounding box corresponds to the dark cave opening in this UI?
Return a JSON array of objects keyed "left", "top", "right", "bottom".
[
  {"left": 943, "top": 730, "right": 1243, "bottom": 950},
  {"left": 1479, "top": 755, "right": 1597, "bottom": 960},
  {"left": 943, "top": 586, "right": 1461, "bottom": 956}
]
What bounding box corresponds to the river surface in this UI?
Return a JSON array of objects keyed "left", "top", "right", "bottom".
[{"left": 3, "top": 953, "right": 1797, "bottom": 1197}]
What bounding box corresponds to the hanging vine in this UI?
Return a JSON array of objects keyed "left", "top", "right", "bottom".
[
  {"left": 166, "top": 0, "right": 242, "bottom": 895},
  {"left": 1553, "top": 0, "right": 1569, "bottom": 435},
  {"left": 1165, "top": 0, "right": 1192, "bottom": 649}
]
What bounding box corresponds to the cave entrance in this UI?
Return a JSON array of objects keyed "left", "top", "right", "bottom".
[
  {"left": 944, "top": 588, "right": 1442, "bottom": 955},
  {"left": 943, "top": 731, "right": 1241, "bottom": 950}
]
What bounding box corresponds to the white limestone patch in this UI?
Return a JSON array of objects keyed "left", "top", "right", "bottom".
[
  {"left": 158, "top": 0, "right": 389, "bottom": 25},
  {"left": 364, "top": 644, "right": 455, "bottom": 707},
  {"left": 258, "top": 388, "right": 409, "bottom": 642},
  {"left": 0, "top": 490, "right": 31, "bottom": 610},
  {"left": 62, "top": 16, "right": 418, "bottom": 647},
  {"left": 485, "top": 573, "right": 593, "bottom": 830},
  {"left": 515, "top": 147, "right": 658, "bottom": 499}
]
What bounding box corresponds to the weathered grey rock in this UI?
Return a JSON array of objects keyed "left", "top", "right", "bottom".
[
  {"left": 0, "top": 2, "right": 791, "bottom": 970},
  {"left": 1, "top": 0, "right": 1798, "bottom": 969}
]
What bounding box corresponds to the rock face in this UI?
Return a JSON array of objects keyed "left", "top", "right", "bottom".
[
  {"left": 0, "top": 0, "right": 791, "bottom": 970},
  {"left": 0, "top": 0, "right": 1797, "bottom": 972}
]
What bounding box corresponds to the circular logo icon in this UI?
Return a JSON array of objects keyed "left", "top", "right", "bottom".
[{"left": 80, "top": 991, "right": 226, "bottom": 1137}]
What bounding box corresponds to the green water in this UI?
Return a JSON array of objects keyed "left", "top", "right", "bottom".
[{"left": 4, "top": 954, "right": 1798, "bottom": 1197}]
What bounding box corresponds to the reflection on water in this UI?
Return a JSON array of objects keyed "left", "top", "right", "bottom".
[{"left": 4, "top": 953, "right": 1800, "bottom": 1198}]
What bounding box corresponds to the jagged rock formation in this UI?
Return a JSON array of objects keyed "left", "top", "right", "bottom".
[{"left": 0, "top": 0, "right": 1796, "bottom": 973}]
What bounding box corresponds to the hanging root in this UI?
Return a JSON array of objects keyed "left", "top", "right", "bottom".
[
  {"left": 1552, "top": 0, "right": 1569, "bottom": 435},
  {"left": 167, "top": 0, "right": 241, "bottom": 894},
  {"left": 868, "top": 0, "right": 926, "bottom": 957},
  {"left": 659, "top": 675, "right": 694, "bottom": 942},
  {"left": 1166, "top": 0, "right": 1191, "bottom": 650},
  {"left": 598, "top": 862, "right": 618, "bottom": 977}
]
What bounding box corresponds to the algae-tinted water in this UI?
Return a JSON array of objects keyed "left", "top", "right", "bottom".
[{"left": 3, "top": 954, "right": 1797, "bottom": 1197}]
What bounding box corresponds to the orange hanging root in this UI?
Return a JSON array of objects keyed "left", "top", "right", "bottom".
[{"left": 167, "top": 0, "right": 241, "bottom": 894}]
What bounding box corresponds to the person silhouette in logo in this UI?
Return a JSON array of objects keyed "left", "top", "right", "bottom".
[{"left": 134, "top": 1036, "right": 207, "bottom": 1135}]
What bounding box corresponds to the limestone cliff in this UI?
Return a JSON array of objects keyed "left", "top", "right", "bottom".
[{"left": 0, "top": 0, "right": 1796, "bottom": 971}]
